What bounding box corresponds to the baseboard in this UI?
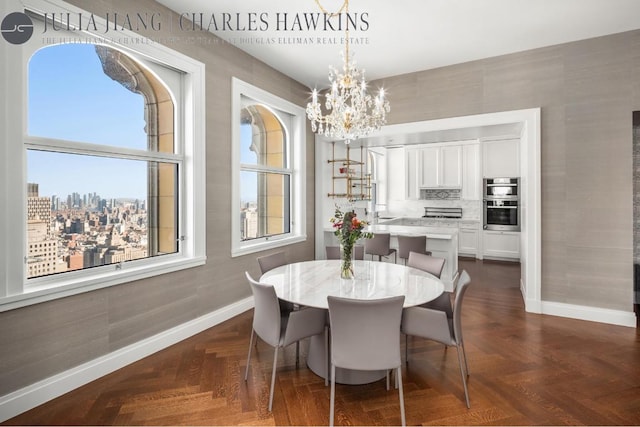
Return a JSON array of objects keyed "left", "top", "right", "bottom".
[
  {"left": 0, "top": 296, "right": 254, "bottom": 423},
  {"left": 540, "top": 300, "right": 636, "bottom": 328},
  {"left": 521, "top": 281, "right": 634, "bottom": 328}
]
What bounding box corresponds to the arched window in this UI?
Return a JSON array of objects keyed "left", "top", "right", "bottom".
[
  {"left": 26, "top": 43, "right": 179, "bottom": 279},
  {"left": 240, "top": 104, "right": 290, "bottom": 241},
  {"left": 0, "top": 4, "right": 205, "bottom": 308},
  {"left": 232, "top": 79, "right": 306, "bottom": 256}
]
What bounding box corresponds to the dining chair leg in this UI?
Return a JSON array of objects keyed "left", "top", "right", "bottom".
[
  {"left": 395, "top": 367, "right": 399, "bottom": 389},
  {"left": 404, "top": 335, "right": 409, "bottom": 365},
  {"left": 386, "top": 370, "right": 390, "bottom": 391},
  {"left": 244, "top": 330, "right": 254, "bottom": 381},
  {"left": 324, "top": 326, "right": 330, "bottom": 387},
  {"left": 456, "top": 345, "right": 470, "bottom": 409},
  {"left": 461, "top": 341, "right": 470, "bottom": 376},
  {"left": 268, "top": 346, "right": 279, "bottom": 412},
  {"left": 397, "top": 366, "right": 406, "bottom": 426},
  {"left": 295, "top": 341, "right": 300, "bottom": 367},
  {"left": 329, "top": 364, "right": 336, "bottom": 427}
]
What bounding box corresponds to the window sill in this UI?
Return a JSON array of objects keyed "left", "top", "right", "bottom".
[
  {"left": 232, "top": 235, "right": 307, "bottom": 258},
  {"left": 0, "top": 255, "right": 207, "bottom": 312}
]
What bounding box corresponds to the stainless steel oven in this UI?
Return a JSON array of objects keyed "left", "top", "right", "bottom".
[
  {"left": 483, "top": 199, "right": 520, "bottom": 231},
  {"left": 483, "top": 177, "right": 520, "bottom": 231},
  {"left": 484, "top": 177, "right": 519, "bottom": 198}
]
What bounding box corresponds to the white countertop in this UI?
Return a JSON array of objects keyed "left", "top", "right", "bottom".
[
  {"left": 365, "top": 224, "right": 457, "bottom": 240},
  {"left": 324, "top": 224, "right": 457, "bottom": 240}
]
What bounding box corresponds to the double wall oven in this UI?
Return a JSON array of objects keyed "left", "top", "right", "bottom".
[{"left": 483, "top": 178, "right": 520, "bottom": 231}]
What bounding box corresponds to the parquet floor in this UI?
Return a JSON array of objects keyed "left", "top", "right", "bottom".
[{"left": 4, "top": 259, "right": 640, "bottom": 426}]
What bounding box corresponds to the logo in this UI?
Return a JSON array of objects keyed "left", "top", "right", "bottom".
[{"left": 1, "top": 12, "right": 34, "bottom": 44}]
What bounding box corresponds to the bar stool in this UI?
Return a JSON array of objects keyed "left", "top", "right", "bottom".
[
  {"left": 397, "top": 235, "right": 431, "bottom": 265},
  {"left": 364, "top": 233, "right": 397, "bottom": 263},
  {"left": 326, "top": 245, "right": 365, "bottom": 260}
]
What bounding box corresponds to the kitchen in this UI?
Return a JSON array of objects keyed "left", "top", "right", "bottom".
[{"left": 317, "top": 115, "right": 526, "bottom": 294}]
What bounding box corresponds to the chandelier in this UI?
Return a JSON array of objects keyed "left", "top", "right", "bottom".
[{"left": 306, "top": 0, "right": 389, "bottom": 144}]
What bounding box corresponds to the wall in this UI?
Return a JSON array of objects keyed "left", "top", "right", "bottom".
[
  {"left": 372, "top": 30, "right": 640, "bottom": 311},
  {"left": 0, "top": 0, "right": 315, "bottom": 397}
]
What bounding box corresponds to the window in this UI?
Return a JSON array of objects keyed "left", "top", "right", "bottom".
[
  {"left": 0, "top": 1, "right": 205, "bottom": 310},
  {"left": 27, "top": 44, "right": 179, "bottom": 279},
  {"left": 231, "top": 79, "right": 306, "bottom": 256}
]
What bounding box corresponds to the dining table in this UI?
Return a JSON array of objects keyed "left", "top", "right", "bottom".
[{"left": 260, "top": 259, "right": 445, "bottom": 384}]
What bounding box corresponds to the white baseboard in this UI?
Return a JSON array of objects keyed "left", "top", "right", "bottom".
[
  {"left": 0, "top": 296, "right": 254, "bottom": 423},
  {"left": 540, "top": 300, "right": 636, "bottom": 327},
  {"left": 521, "top": 281, "right": 634, "bottom": 328}
]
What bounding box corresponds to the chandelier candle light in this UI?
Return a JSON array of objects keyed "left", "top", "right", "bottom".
[{"left": 306, "top": 0, "right": 390, "bottom": 144}]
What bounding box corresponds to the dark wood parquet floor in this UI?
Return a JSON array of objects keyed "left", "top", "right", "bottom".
[{"left": 4, "top": 259, "right": 640, "bottom": 426}]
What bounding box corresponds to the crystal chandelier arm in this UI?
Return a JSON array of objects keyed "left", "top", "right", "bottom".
[{"left": 306, "top": 0, "right": 389, "bottom": 144}]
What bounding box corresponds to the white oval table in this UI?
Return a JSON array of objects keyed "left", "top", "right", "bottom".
[{"left": 260, "top": 259, "right": 445, "bottom": 384}]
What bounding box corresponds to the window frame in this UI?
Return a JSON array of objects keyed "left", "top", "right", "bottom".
[
  {"left": 231, "top": 78, "right": 306, "bottom": 257},
  {"left": 0, "top": 0, "right": 206, "bottom": 311}
]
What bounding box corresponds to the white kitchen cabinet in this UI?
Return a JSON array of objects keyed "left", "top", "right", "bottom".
[
  {"left": 458, "top": 221, "right": 479, "bottom": 256},
  {"left": 419, "top": 146, "right": 440, "bottom": 188},
  {"left": 419, "top": 145, "right": 461, "bottom": 188},
  {"left": 482, "top": 138, "right": 520, "bottom": 178},
  {"left": 386, "top": 147, "right": 405, "bottom": 202},
  {"left": 482, "top": 230, "right": 520, "bottom": 260},
  {"left": 405, "top": 147, "right": 420, "bottom": 199},
  {"left": 461, "top": 143, "right": 480, "bottom": 200}
]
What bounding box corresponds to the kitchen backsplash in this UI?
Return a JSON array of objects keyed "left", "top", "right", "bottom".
[
  {"left": 419, "top": 188, "right": 461, "bottom": 200},
  {"left": 385, "top": 198, "right": 481, "bottom": 221}
]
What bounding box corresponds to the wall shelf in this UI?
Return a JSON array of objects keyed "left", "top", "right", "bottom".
[{"left": 327, "top": 142, "right": 371, "bottom": 201}]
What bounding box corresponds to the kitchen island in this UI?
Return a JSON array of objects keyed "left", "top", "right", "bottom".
[{"left": 323, "top": 224, "right": 459, "bottom": 291}]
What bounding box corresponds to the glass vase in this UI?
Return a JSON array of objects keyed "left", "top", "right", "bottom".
[{"left": 340, "top": 242, "right": 355, "bottom": 279}]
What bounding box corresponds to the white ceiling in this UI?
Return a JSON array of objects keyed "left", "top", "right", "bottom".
[{"left": 155, "top": 0, "right": 640, "bottom": 88}]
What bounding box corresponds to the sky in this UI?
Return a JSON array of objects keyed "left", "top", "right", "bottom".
[
  {"left": 28, "top": 43, "right": 148, "bottom": 200},
  {"left": 27, "top": 42, "right": 261, "bottom": 204}
]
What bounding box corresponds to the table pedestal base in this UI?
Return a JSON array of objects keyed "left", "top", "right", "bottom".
[{"left": 306, "top": 335, "right": 387, "bottom": 385}]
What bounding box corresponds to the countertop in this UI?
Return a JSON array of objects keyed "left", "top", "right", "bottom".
[
  {"left": 324, "top": 224, "right": 457, "bottom": 240},
  {"left": 365, "top": 224, "right": 457, "bottom": 240}
]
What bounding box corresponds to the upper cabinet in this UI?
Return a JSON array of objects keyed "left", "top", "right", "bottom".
[
  {"left": 386, "top": 147, "right": 405, "bottom": 202},
  {"left": 461, "top": 143, "right": 481, "bottom": 200},
  {"left": 405, "top": 147, "right": 420, "bottom": 199},
  {"left": 482, "top": 138, "right": 520, "bottom": 178},
  {"left": 419, "top": 145, "right": 461, "bottom": 188}
]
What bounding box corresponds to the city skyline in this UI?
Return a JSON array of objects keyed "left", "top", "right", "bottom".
[{"left": 26, "top": 183, "right": 150, "bottom": 279}]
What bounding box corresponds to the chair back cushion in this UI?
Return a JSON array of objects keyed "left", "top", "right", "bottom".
[
  {"left": 326, "top": 245, "right": 365, "bottom": 260},
  {"left": 397, "top": 235, "right": 427, "bottom": 259},
  {"left": 407, "top": 252, "right": 445, "bottom": 278},
  {"left": 246, "top": 272, "right": 281, "bottom": 347},
  {"left": 328, "top": 295, "right": 404, "bottom": 370},
  {"left": 453, "top": 270, "right": 471, "bottom": 341},
  {"left": 364, "top": 233, "right": 392, "bottom": 256},
  {"left": 257, "top": 252, "right": 287, "bottom": 274}
]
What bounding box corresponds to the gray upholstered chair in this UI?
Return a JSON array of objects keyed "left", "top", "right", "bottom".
[
  {"left": 397, "top": 235, "right": 431, "bottom": 264},
  {"left": 257, "top": 251, "right": 287, "bottom": 274},
  {"left": 407, "top": 251, "right": 451, "bottom": 317},
  {"left": 257, "top": 251, "right": 295, "bottom": 315},
  {"left": 327, "top": 295, "right": 406, "bottom": 426},
  {"left": 325, "top": 245, "right": 365, "bottom": 260},
  {"left": 401, "top": 270, "right": 472, "bottom": 408},
  {"left": 244, "top": 272, "right": 327, "bottom": 412},
  {"left": 364, "top": 233, "right": 397, "bottom": 263}
]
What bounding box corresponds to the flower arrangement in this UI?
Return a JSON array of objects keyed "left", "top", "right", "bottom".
[{"left": 330, "top": 206, "right": 373, "bottom": 279}]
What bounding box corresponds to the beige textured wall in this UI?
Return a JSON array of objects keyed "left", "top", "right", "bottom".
[
  {"left": 0, "top": 0, "right": 315, "bottom": 396},
  {"left": 374, "top": 30, "right": 640, "bottom": 311},
  {"left": 2, "top": 0, "right": 639, "bottom": 399}
]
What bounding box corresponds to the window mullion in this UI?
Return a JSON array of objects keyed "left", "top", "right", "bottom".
[
  {"left": 239, "top": 163, "right": 292, "bottom": 175},
  {"left": 25, "top": 136, "right": 182, "bottom": 163}
]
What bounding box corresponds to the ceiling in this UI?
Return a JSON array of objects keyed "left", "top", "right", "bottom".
[{"left": 155, "top": 0, "right": 640, "bottom": 89}]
